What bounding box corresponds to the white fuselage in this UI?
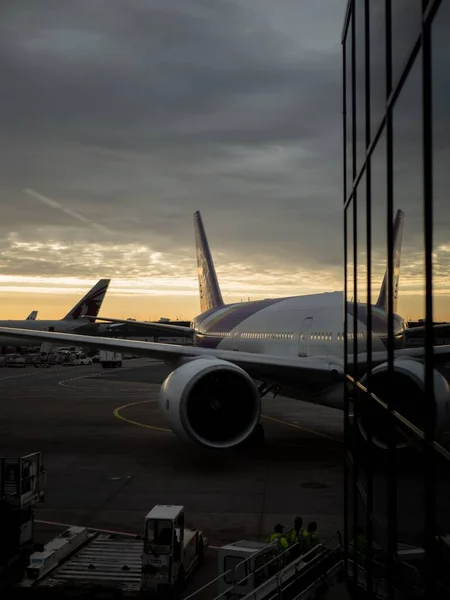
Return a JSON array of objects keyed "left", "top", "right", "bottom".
[{"left": 192, "top": 292, "right": 405, "bottom": 409}]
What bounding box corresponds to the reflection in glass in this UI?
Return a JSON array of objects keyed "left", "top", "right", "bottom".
[
  {"left": 391, "top": 1, "right": 422, "bottom": 89},
  {"left": 356, "top": 176, "right": 366, "bottom": 361},
  {"left": 355, "top": 0, "right": 365, "bottom": 174},
  {"left": 345, "top": 16, "right": 353, "bottom": 197},
  {"left": 369, "top": 0, "right": 385, "bottom": 139},
  {"left": 346, "top": 201, "right": 355, "bottom": 368},
  {"left": 393, "top": 53, "right": 424, "bottom": 331},
  {"left": 370, "top": 131, "right": 387, "bottom": 310},
  {"left": 432, "top": 2, "right": 450, "bottom": 337}
]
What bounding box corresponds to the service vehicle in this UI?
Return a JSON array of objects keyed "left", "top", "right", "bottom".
[
  {"left": 18, "top": 505, "right": 207, "bottom": 597},
  {"left": 76, "top": 352, "right": 92, "bottom": 365},
  {"left": 5, "top": 353, "right": 26, "bottom": 368},
  {"left": 99, "top": 349, "right": 122, "bottom": 368},
  {"left": 34, "top": 353, "right": 51, "bottom": 368}
]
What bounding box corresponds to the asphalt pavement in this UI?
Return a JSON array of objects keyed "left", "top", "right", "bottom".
[{"left": 0, "top": 358, "right": 345, "bottom": 598}]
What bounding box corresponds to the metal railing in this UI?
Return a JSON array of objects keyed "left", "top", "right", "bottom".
[
  {"left": 210, "top": 532, "right": 342, "bottom": 600},
  {"left": 182, "top": 538, "right": 288, "bottom": 600}
]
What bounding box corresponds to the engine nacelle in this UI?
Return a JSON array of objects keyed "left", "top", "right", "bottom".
[
  {"left": 359, "top": 358, "right": 450, "bottom": 449},
  {"left": 158, "top": 358, "right": 261, "bottom": 449}
]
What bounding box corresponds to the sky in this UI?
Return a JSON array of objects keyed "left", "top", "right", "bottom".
[{"left": 0, "top": 0, "right": 448, "bottom": 321}]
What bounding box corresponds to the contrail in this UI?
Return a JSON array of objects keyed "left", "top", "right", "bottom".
[{"left": 23, "top": 188, "right": 114, "bottom": 236}]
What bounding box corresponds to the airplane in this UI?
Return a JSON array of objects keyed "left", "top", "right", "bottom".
[
  {"left": 1, "top": 211, "right": 449, "bottom": 451},
  {"left": 0, "top": 279, "right": 111, "bottom": 347},
  {"left": 26, "top": 310, "right": 38, "bottom": 320}
]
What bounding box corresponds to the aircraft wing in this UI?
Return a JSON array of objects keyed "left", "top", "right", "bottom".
[
  {"left": 405, "top": 323, "right": 450, "bottom": 338},
  {"left": 83, "top": 316, "right": 193, "bottom": 335},
  {"left": 0, "top": 327, "right": 343, "bottom": 386},
  {"left": 351, "top": 345, "right": 450, "bottom": 369}
]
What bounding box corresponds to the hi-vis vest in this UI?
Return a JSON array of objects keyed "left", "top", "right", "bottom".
[
  {"left": 286, "top": 528, "right": 309, "bottom": 549},
  {"left": 267, "top": 532, "right": 288, "bottom": 552}
]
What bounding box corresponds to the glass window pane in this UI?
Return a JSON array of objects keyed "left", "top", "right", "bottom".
[
  {"left": 369, "top": 0, "right": 386, "bottom": 139},
  {"left": 370, "top": 130, "right": 387, "bottom": 316},
  {"left": 393, "top": 53, "right": 424, "bottom": 333},
  {"left": 355, "top": 0, "right": 365, "bottom": 174},
  {"left": 391, "top": 1, "right": 423, "bottom": 89},
  {"left": 432, "top": 2, "right": 450, "bottom": 343},
  {"left": 345, "top": 14, "right": 353, "bottom": 196},
  {"left": 356, "top": 175, "right": 367, "bottom": 362},
  {"left": 346, "top": 200, "right": 355, "bottom": 369}
]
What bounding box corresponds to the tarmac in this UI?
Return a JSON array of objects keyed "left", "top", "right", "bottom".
[{"left": 0, "top": 358, "right": 345, "bottom": 598}]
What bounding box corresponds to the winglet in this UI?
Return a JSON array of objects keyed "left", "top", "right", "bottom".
[
  {"left": 26, "top": 310, "right": 38, "bottom": 320},
  {"left": 194, "top": 211, "right": 224, "bottom": 313},
  {"left": 376, "top": 209, "right": 405, "bottom": 314},
  {"left": 62, "top": 279, "right": 111, "bottom": 321}
]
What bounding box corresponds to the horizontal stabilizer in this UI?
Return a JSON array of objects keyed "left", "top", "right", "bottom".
[{"left": 85, "top": 315, "right": 193, "bottom": 336}]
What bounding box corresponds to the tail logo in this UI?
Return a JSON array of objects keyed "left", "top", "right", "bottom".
[{"left": 69, "top": 285, "right": 108, "bottom": 321}]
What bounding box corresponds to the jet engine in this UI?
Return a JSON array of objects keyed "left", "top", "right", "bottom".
[
  {"left": 358, "top": 358, "right": 450, "bottom": 449},
  {"left": 158, "top": 358, "right": 261, "bottom": 449}
]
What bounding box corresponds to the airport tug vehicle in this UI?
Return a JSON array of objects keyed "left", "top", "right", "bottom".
[
  {"left": 17, "top": 504, "right": 207, "bottom": 598},
  {"left": 142, "top": 505, "right": 207, "bottom": 595}
]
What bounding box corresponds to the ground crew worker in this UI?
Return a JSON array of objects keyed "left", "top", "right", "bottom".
[
  {"left": 266, "top": 524, "right": 289, "bottom": 570},
  {"left": 286, "top": 517, "right": 309, "bottom": 559},
  {"left": 307, "top": 522, "right": 320, "bottom": 548},
  {"left": 302, "top": 522, "right": 320, "bottom": 562}
]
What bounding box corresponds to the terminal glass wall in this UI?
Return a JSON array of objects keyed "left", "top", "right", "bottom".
[{"left": 342, "top": 1, "right": 450, "bottom": 597}]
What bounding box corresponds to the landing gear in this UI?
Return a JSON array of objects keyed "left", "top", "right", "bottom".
[
  {"left": 241, "top": 423, "right": 265, "bottom": 448},
  {"left": 258, "top": 382, "right": 281, "bottom": 399}
]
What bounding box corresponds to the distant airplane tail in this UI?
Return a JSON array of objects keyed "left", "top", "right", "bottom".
[
  {"left": 193, "top": 211, "right": 224, "bottom": 313},
  {"left": 26, "top": 310, "right": 38, "bottom": 320},
  {"left": 62, "top": 279, "right": 111, "bottom": 321},
  {"left": 375, "top": 209, "right": 405, "bottom": 314}
]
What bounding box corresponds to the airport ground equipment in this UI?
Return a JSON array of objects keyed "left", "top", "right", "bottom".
[
  {"left": 0, "top": 453, "right": 46, "bottom": 576},
  {"left": 214, "top": 533, "right": 343, "bottom": 600},
  {"left": 100, "top": 349, "right": 123, "bottom": 368},
  {"left": 16, "top": 504, "right": 208, "bottom": 598},
  {"left": 216, "top": 541, "right": 276, "bottom": 598}
]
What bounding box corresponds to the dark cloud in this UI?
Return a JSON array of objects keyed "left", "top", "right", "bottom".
[{"left": 0, "top": 0, "right": 350, "bottom": 286}]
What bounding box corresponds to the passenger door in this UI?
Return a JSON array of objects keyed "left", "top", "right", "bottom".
[{"left": 298, "top": 317, "right": 313, "bottom": 356}]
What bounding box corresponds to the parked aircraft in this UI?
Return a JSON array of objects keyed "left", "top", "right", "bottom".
[
  {"left": 1, "top": 212, "right": 448, "bottom": 451},
  {"left": 26, "top": 310, "right": 38, "bottom": 320},
  {"left": 0, "top": 279, "right": 110, "bottom": 347}
]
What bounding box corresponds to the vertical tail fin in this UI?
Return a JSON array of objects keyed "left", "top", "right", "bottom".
[
  {"left": 62, "top": 279, "right": 111, "bottom": 321},
  {"left": 375, "top": 209, "right": 405, "bottom": 314},
  {"left": 26, "top": 310, "right": 38, "bottom": 320},
  {"left": 193, "top": 211, "right": 224, "bottom": 313}
]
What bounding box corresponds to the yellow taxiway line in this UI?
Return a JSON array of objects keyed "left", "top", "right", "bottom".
[
  {"left": 113, "top": 400, "right": 171, "bottom": 433},
  {"left": 113, "top": 400, "right": 342, "bottom": 443}
]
